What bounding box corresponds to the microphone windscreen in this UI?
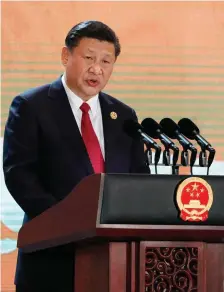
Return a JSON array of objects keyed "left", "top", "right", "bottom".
[
  {"left": 178, "top": 118, "right": 200, "bottom": 139},
  {"left": 160, "top": 118, "right": 179, "bottom": 139},
  {"left": 123, "top": 119, "right": 142, "bottom": 139},
  {"left": 141, "top": 118, "right": 162, "bottom": 138}
]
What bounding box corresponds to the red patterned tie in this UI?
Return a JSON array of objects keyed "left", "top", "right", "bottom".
[{"left": 80, "top": 102, "right": 105, "bottom": 173}]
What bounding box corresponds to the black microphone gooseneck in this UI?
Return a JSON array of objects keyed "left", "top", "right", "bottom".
[
  {"left": 123, "top": 119, "right": 161, "bottom": 173},
  {"left": 141, "top": 118, "right": 180, "bottom": 174},
  {"left": 178, "top": 118, "right": 216, "bottom": 174},
  {"left": 160, "top": 118, "right": 197, "bottom": 174}
]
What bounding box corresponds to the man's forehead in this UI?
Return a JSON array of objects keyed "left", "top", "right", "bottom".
[{"left": 76, "top": 38, "right": 115, "bottom": 52}]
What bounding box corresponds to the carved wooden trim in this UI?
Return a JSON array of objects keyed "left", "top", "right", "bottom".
[
  {"left": 145, "top": 247, "right": 198, "bottom": 291},
  {"left": 139, "top": 242, "right": 205, "bottom": 292}
]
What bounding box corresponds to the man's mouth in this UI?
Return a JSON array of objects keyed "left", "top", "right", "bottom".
[{"left": 86, "top": 79, "right": 99, "bottom": 87}]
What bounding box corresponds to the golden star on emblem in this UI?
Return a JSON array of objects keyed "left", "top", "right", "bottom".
[{"left": 192, "top": 183, "right": 199, "bottom": 191}]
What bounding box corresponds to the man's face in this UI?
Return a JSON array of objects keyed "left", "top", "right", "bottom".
[{"left": 61, "top": 37, "right": 116, "bottom": 100}]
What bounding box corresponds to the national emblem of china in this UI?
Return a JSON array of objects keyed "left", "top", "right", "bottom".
[{"left": 176, "top": 177, "right": 213, "bottom": 222}]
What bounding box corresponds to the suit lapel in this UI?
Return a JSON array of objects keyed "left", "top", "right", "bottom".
[
  {"left": 48, "top": 77, "right": 94, "bottom": 174},
  {"left": 99, "top": 92, "right": 121, "bottom": 172}
]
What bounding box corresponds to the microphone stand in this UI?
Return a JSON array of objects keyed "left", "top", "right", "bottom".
[
  {"left": 154, "top": 147, "right": 161, "bottom": 174},
  {"left": 158, "top": 134, "right": 179, "bottom": 174},
  {"left": 180, "top": 144, "right": 197, "bottom": 175},
  {"left": 145, "top": 147, "right": 162, "bottom": 174},
  {"left": 199, "top": 150, "right": 207, "bottom": 167},
  {"left": 145, "top": 147, "right": 161, "bottom": 175},
  {"left": 208, "top": 148, "right": 215, "bottom": 165},
  {"left": 196, "top": 135, "right": 216, "bottom": 173},
  {"left": 198, "top": 144, "right": 215, "bottom": 175},
  {"left": 145, "top": 148, "right": 152, "bottom": 167},
  {"left": 172, "top": 148, "right": 180, "bottom": 175},
  {"left": 207, "top": 147, "right": 215, "bottom": 175},
  {"left": 162, "top": 147, "right": 180, "bottom": 175},
  {"left": 163, "top": 149, "right": 170, "bottom": 166},
  {"left": 181, "top": 150, "right": 189, "bottom": 167},
  {"left": 189, "top": 148, "right": 197, "bottom": 175}
]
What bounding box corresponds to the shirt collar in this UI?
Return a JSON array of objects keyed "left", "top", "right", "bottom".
[{"left": 61, "top": 74, "right": 99, "bottom": 117}]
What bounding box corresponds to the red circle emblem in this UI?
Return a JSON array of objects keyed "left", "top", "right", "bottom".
[{"left": 176, "top": 177, "right": 213, "bottom": 221}]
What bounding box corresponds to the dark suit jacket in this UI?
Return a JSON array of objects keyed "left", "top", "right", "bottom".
[{"left": 3, "top": 77, "right": 148, "bottom": 291}]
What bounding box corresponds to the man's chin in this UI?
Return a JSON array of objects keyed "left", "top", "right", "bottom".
[{"left": 84, "top": 87, "right": 101, "bottom": 98}]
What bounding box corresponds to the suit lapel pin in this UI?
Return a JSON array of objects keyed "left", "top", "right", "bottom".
[{"left": 110, "top": 111, "right": 117, "bottom": 120}]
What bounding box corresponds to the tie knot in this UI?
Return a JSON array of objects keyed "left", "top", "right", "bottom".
[{"left": 80, "top": 102, "right": 90, "bottom": 113}]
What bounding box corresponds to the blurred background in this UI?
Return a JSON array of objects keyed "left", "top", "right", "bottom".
[{"left": 1, "top": 1, "right": 224, "bottom": 291}]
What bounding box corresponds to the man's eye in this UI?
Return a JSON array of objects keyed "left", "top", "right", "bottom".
[
  {"left": 103, "top": 60, "right": 110, "bottom": 64},
  {"left": 86, "top": 56, "right": 93, "bottom": 60}
]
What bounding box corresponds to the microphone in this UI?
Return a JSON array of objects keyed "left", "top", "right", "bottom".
[
  {"left": 123, "top": 119, "right": 161, "bottom": 165},
  {"left": 141, "top": 118, "right": 179, "bottom": 166},
  {"left": 141, "top": 118, "right": 179, "bottom": 151},
  {"left": 178, "top": 118, "right": 216, "bottom": 167},
  {"left": 160, "top": 118, "right": 197, "bottom": 167},
  {"left": 178, "top": 118, "right": 214, "bottom": 151}
]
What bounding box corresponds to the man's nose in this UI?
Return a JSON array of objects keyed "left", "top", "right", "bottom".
[{"left": 89, "top": 63, "right": 103, "bottom": 74}]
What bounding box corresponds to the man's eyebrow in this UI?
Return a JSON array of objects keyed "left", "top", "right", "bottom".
[{"left": 86, "top": 48, "right": 113, "bottom": 57}]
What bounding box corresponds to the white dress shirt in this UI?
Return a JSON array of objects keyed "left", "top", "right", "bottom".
[{"left": 61, "top": 75, "right": 105, "bottom": 158}]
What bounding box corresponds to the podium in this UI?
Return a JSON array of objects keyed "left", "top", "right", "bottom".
[{"left": 18, "top": 174, "right": 224, "bottom": 292}]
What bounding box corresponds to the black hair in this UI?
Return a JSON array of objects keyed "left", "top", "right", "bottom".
[{"left": 65, "top": 20, "right": 121, "bottom": 57}]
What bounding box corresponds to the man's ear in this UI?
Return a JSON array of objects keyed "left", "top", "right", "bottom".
[{"left": 61, "top": 46, "right": 70, "bottom": 66}]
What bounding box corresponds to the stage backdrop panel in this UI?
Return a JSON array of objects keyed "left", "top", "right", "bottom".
[{"left": 1, "top": 2, "right": 224, "bottom": 291}]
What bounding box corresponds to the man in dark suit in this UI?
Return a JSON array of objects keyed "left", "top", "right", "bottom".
[{"left": 3, "top": 20, "right": 149, "bottom": 292}]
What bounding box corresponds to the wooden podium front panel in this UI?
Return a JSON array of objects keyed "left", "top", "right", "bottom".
[
  {"left": 139, "top": 242, "right": 205, "bottom": 292},
  {"left": 205, "top": 244, "right": 224, "bottom": 292},
  {"left": 75, "top": 242, "right": 129, "bottom": 292}
]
